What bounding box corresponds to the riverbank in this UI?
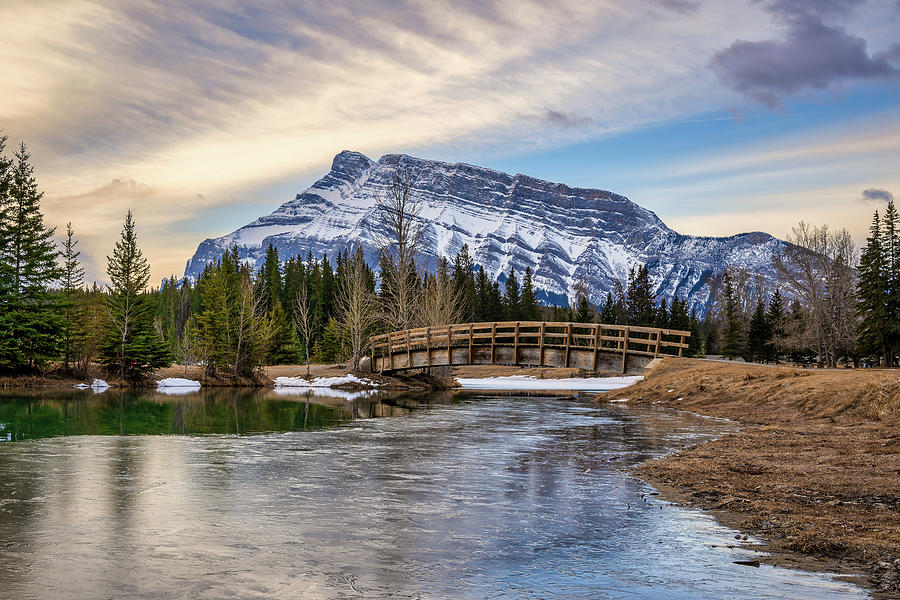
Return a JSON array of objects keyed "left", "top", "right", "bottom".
[{"left": 595, "top": 358, "right": 900, "bottom": 595}]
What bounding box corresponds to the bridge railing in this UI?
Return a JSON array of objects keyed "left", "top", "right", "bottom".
[{"left": 369, "top": 321, "right": 690, "bottom": 371}]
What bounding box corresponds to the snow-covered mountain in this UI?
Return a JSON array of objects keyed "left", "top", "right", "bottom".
[{"left": 183, "top": 150, "right": 784, "bottom": 313}]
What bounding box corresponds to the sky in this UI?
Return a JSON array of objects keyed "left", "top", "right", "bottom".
[{"left": 2, "top": 0, "right": 899, "bottom": 284}]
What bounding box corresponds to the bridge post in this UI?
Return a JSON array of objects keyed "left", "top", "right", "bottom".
[
  {"left": 406, "top": 331, "right": 412, "bottom": 369},
  {"left": 448, "top": 325, "right": 453, "bottom": 366},
  {"left": 654, "top": 330, "right": 662, "bottom": 358},
  {"left": 389, "top": 335, "right": 394, "bottom": 371},
  {"left": 564, "top": 323, "right": 571, "bottom": 368},
  {"left": 679, "top": 334, "right": 685, "bottom": 357},
  {"left": 513, "top": 321, "right": 520, "bottom": 365},
  {"left": 539, "top": 322, "right": 546, "bottom": 366},
  {"left": 468, "top": 324, "right": 474, "bottom": 364},
  {"left": 426, "top": 327, "right": 432, "bottom": 365},
  {"left": 490, "top": 323, "right": 496, "bottom": 364},
  {"left": 593, "top": 324, "right": 601, "bottom": 371},
  {"left": 621, "top": 327, "right": 630, "bottom": 373}
]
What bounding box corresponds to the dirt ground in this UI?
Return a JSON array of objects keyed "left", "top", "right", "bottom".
[{"left": 595, "top": 358, "right": 900, "bottom": 595}]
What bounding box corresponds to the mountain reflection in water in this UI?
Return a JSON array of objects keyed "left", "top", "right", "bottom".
[{"left": 0, "top": 389, "right": 868, "bottom": 599}]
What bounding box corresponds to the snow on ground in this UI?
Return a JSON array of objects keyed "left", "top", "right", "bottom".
[
  {"left": 156, "top": 378, "right": 201, "bottom": 389},
  {"left": 273, "top": 374, "right": 378, "bottom": 388},
  {"left": 455, "top": 375, "right": 642, "bottom": 392}
]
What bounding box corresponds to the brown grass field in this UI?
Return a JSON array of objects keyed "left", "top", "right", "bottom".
[{"left": 595, "top": 358, "right": 900, "bottom": 595}]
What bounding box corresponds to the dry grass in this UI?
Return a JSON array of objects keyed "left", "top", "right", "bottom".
[
  {"left": 849, "top": 378, "right": 900, "bottom": 420},
  {"left": 599, "top": 358, "right": 900, "bottom": 594}
]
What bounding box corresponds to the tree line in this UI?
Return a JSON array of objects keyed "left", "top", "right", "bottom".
[{"left": 1, "top": 140, "right": 897, "bottom": 381}]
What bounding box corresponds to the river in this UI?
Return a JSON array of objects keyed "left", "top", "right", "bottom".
[{"left": 0, "top": 387, "right": 867, "bottom": 599}]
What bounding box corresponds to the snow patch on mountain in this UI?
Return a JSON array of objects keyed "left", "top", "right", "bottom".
[{"left": 183, "top": 150, "right": 785, "bottom": 314}]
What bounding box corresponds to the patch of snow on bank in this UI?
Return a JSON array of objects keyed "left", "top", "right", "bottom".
[
  {"left": 92, "top": 379, "right": 110, "bottom": 389},
  {"left": 274, "top": 374, "right": 378, "bottom": 388},
  {"left": 455, "top": 375, "right": 642, "bottom": 392},
  {"left": 157, "top": 378, "right": 201, "bottom": 389}
]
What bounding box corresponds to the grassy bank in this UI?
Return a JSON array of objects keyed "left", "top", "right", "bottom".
[{"left": 595, "top": 358, "right": 900, "bottom": 595}]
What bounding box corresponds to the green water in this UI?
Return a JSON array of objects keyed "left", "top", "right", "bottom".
[{"left": 0, "top": 387, "right": 449, "bottom": 440}]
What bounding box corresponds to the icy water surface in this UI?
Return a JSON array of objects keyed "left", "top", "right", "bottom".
[{"left": 0, "top": 388, "right": 867, "bottom": 599}]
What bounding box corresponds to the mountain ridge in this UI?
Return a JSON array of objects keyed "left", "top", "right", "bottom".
[{"left": 183, "top": 150, "right": 784, "bottom": 313}]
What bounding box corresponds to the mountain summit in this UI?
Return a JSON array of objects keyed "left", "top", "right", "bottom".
[{"left": 183, "top": 150, "right": 783, "bottom": 312}]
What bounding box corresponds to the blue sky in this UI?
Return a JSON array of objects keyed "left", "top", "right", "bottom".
[{"left": 2, "top": 0, "right": 899, "bottom": 282}]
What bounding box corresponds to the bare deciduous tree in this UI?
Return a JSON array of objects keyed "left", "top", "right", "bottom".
[
  {"left": 773, "top": 222, "right": 857, "bottom": 367},
  {"left": 420, "top": 257, "right": 463, "bottom": 327},
  {"left": 337, "top": 247, "right": 378, "bottom": 371},
  {"left": 377, "top": 167, "right": 423, "bottom": 331},
  {"left": 293, "top": 284, "right": 313, "bottom": 376}
]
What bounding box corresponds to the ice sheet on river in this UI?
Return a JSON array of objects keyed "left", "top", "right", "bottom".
[{"left": 455, "top": 375, "right": 642, "bottom": 392}]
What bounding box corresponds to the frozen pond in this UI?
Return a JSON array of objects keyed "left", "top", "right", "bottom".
[{"left": 0, "top": 388, "right": 867, "bottom": 599}]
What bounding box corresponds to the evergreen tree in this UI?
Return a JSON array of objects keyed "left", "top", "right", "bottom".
[
  {"left": 573, "top": 294, "right": 594, "bottom": 323},
  {"left": 0, "top": 143, "right": 64, "bottom": 371},
  {"left": 258, "top": 243, "right": 283, "bottom": 311},
  {"left": 488, "top": 280, "right": 504, "bottom": 321},
  {"left": 314, "top": 317, "right": 343, "bottom": 363},
  {"left": 721, "top": 271, "right": 745, "bottom": 358},
  {"left": 704, "top": 317, "right": 720, "bottom": 356},
  {"left": 688, "top": 308, "right": 701, "bottom": 357},
  {"left": 61, "top": 222, "right": 85, "bottom": 370},
  {"left": 766, "top": 289, "right": 786, "bottom": 363},
  {"left": 474, "top": 266, "right": 491, "bottom": 321},
  {"left": 267, "top": 301, "right": 299, "bottom": 364},
  {"left": 654, "top": 298, "right": 669, "bottom": 329},
  {"left": 102, "top": 210, "right": 170, "bottom": 381},
  {"left": 520, "top": 267, "right": 540, "bottom": 321},
  {"left": 668, "top": 297, "right": 690, "bottom": 331},
  {"left": 625, "top": 265, "right": 655, "bottom": 326},
  {"left": 857, "top": 211, "right": 889, "bottom": 364},
  {"left": 502, "top": 268, "right": 520, "bottom": 320},
  {"left": 599, "top": 292, "right": 618, "bottom": 325},
  {"left": 882, "top": 202, "right": 900, "bottom": 365},
  {"left": 452, "top": 244, "right": 476, "bottom": 322},
  {"left": 747, "top": 299, "right": 771, "bottom": 363}
]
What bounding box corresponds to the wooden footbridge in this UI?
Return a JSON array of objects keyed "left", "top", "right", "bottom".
[{"left": 367, "top": 322, "right": 690, "bottom": 375}]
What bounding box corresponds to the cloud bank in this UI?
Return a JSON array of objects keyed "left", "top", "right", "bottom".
[{"left": 711, "top": 0, "right": 899, "bottom": 106}]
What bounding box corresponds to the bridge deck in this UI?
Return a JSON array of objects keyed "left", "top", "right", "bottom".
[{"left": 368, "top": 321, "right": 690, "bottom": 375}]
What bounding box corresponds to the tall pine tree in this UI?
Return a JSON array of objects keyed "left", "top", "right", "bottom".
[
  {"left": 747, "top": 299, "right": 771, "bottom": 363},
  {"left": 520, "top": 267, "right": 540, "bottom": 321},
  {"left": 625, "top": 266, "right": 655, "bottom": 326},
  {"left": 0, "top": 143, "right": 63, "bottom": 371},
  {"left": 103, "top": 210, "right": 170, "bottom": 381},
  {"left": 503, "top": 268, "right": 520, "bottom": 320},
  {"left": 61, "top": 222, "right": 85, "bottom": 370}
]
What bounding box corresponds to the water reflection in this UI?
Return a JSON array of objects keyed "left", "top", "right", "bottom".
[
  {"left": 0, "top": 387, "right": 452, "bottom": 439},
  {"left": 0, "top": 390, "right": 867, "bottom": 599}
]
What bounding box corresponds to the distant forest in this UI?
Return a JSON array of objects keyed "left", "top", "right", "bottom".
[{"left": 1, "top": 138, "right": 897, "bottom": 383}]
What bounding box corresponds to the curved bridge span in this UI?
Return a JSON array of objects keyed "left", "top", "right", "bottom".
[{"left": 368, "top": 321, "right": 690, "bottom": 375}]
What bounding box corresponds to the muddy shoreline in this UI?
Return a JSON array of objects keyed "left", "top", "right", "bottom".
[{"left": 596, "top": 358, "right": 900, "bottom": 597}]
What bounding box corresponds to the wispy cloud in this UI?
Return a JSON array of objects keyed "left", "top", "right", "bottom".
[{"left": 1, "top": 0, "right": 898, "bottom": 281}]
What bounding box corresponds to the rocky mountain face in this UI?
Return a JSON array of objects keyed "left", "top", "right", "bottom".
[{"left": 183, "top": 150, "right": 784, "bottom": 314}]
